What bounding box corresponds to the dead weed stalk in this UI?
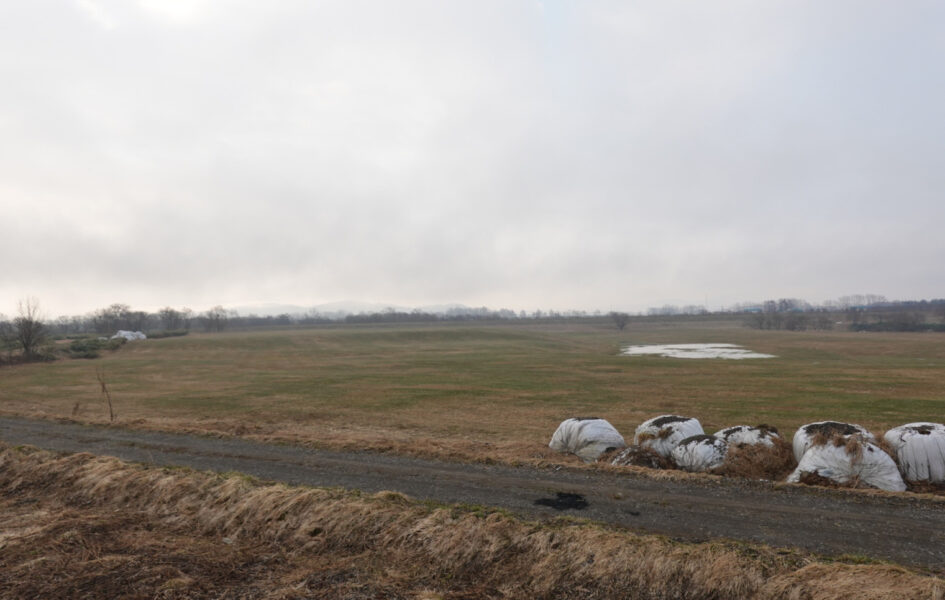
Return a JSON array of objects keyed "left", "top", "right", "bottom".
[{"left": 95, "top": 368, "right": 115, "bottom": 423}]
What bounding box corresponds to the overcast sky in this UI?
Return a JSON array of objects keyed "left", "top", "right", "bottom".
[{"left": 2, "top": 1, "right": 943, "bottom": 317}]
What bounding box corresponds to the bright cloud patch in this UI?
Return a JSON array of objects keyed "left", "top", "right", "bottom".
[{"left": 621, "top": 344, "right": 775, "bottom": 360}]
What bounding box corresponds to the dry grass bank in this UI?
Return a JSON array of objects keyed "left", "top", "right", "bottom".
[{"left": 0, "top": 445, "right": 941, "bottom": 599}]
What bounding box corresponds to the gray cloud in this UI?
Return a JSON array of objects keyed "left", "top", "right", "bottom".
[{"left": 2, "top": 0, "right": 943, "bottom": 315}]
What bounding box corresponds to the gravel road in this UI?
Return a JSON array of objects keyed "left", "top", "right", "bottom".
[{"left": 1, "top": 416, "right": 942, "bottom": 570}]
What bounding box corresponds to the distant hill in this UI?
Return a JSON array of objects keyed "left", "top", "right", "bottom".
[
  {"left": 227, "top": 301, "right": 473, "bottom": 318},
  {"left": 226, "top": 303, "right": 312, "bottom": 317}
]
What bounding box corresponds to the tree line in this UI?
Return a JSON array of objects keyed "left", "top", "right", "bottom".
[
  {"left": 0, "top": 300, "right": 232, "bottom": 364},
  {"left": 5, "top": 295, "right": 945, "bottom": 365},
  {"left": 740, "top": 297, "right": 945, "bottom": 331},
  {"left": 0, "top": 300, "right": 589, "bottom": 364}
]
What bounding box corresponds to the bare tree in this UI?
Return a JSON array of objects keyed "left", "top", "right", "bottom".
[
  {"left": 203, "top": 305, "right": 228, "bottom": 332},
  {"left": 91, "top": 303, "right": 131, "bottom": 334},
  {"left": 609, "top": 311, "right": 630, "bottom": 330},
  {"left": 159, "top": 306, "right": 183, "bottom": 330},
  {"left": 157, "top": 306, "right": 195, "bottom": 330},
  {"left": 5, "top": 297, "right": 48, "bottom": 360}
]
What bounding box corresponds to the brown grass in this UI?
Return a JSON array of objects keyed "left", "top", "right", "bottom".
[
  {"left": 0, "top": 445, "right": 942, "bottom": 599},
  {"left": 713, "top": 437, "right": 797, "bottom": 481},
  {"left": 905, "top": 481, "right": 945, "bottom": 495},
  {"left": 3, "top": 321, "right": 945, "bottom": 470},
  {"left": 797, "top": 471, "right": 861, "bottom": 489}
]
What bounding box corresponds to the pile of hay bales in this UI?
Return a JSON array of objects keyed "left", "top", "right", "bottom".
[{"left": 547, "top": 414, "right": 945, "bottom": 493}]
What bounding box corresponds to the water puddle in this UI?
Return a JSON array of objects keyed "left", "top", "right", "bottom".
[{"left": 620, "top": 343, "right": 775, "bottom": 360}]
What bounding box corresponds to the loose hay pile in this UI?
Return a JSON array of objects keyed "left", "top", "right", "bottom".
[
  {"left": 609, "top": 445, "right": 673, "bottom": 469},
  {"left": 712, "top": 436, "right": 797, "bottom": 481}
]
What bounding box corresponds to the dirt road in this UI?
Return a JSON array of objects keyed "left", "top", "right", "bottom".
[{"left": 1, "top": 416, "right": 942, "bottom": 570}]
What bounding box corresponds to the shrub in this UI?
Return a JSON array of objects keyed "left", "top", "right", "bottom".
[
  {"left": 145, "top": 329, "right": 189, "bottom": 339},
  {"left": 67, "top": 338, "right": 104, "bottom": 359},
  {"left": 66, "top": 336, "right": 126, "bottom": 359},
  {"left": 105, "top": 337, "right": 127, "bottom": 351}
]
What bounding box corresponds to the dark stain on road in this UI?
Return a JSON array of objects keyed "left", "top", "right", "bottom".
[{"left": 535, "top": 492, "right": 589, "bottom": 510}]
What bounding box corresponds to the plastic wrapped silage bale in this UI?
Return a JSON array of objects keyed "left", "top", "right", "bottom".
[
  {"left": 714, "top": 425, "right": 780, "bottom": 448},
  {"left": 883, "top": 422, "right": 945, "bottom": 483},
  {"left": 671, "top": 435, "right": 728, "bottom": 472},
  {"left": 549, "top": 417, "right": 626, "bottom": 462},
  {"left": 111, "top": 330, "right": 147, "bottom": 341},
  {"left": 792, "top": 421, "right": 875, "bottom": 462},
  {"left": 787, "top": 437, "right": 906, "bottom": 492},
  {"left": 634, "top": 415, "right": 704, "bottom": 458}
]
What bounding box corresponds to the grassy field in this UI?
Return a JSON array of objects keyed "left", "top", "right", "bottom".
[{"left": 2, "top": 318, "right": 944, "bottom": 463}]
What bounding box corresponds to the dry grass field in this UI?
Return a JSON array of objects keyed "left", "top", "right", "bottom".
[{"left": 2, "top": 318, "right": 943, "bottom": 465}]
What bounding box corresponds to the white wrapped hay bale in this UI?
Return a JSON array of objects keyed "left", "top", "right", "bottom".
[
  {"left": 634, "top": 415, "right": 704, "bottom": 458},
  {"left": 714, "top": 425, "right": 780, "bottom": 448},
  {"left": 671, "top": 435, "right": 728, "bottom": 472},
  {"left": 792, "top": 421, "right": 875, "bottom": 462},
  {"left": 111, "top": 330, "right": 147, "bottom": 341},
  {"left": 787, "top": 437, "right": 906, "bottom": 492},
  {"left": 549, "top": 418, "right": 626, "bottom": 462},
  {"left": 883, "top": 422, "right": 945, "bottom": 483}
]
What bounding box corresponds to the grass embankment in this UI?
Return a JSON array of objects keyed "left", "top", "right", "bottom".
[
  {"left": 0, "top": 445, "right": 940, "bottom": 599},
  {"left": 2, "top": 320, "right": 944, "bottom": 465}
]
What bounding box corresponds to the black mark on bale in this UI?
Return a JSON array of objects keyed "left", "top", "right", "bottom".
[
  {"left": 535, "top": 492, "right": 589, "bottom": 511},
  {"left": 803, "top": 422, "right": 861, "bottom": 437},
  {"left": 678, "top": 434, "right": 718, "bottom": 446},
  {"left": 651, "top": 415, "right": 690, "bottom": 427}
]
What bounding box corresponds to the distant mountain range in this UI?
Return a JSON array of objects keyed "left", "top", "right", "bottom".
[{"left": 226, "top": 301, "right": 473, "bottom": 317}]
